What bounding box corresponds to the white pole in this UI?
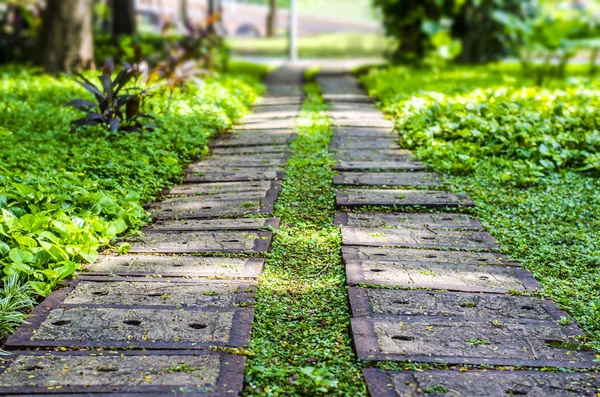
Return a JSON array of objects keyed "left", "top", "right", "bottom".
[{"left": 289, "top": 0, "right": 298, "bottom": 62}]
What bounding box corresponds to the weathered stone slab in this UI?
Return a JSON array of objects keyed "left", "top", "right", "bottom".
[
  {"left": 210, "top": 130, "right": 295, "bottom": 148},
  {"left": 341, "top": 227, "right": 499, "bottom": 250},
  {"left": 150, "top": 199, "right": 263, "bottom": 220},
  {"left": 334, "top": 172, "right": 439, "bottom": 186},
  {"left": 332, "top": 127, "right": 394, "bottom": 138},
  {"left": 348, "top": 288, "right": 564, "bottom": 321},
  {"left": 262, "top": 84, "right": 302, "bottom": 97},
  {"left": 328, "top": 110, "right": 387, "bottom": 121},
  {"left": 0, "top": 351, "right": 245, "bottom": 395},
  {"left": 351, "top": 316, "right": 594, "bottom": 367},
  {"left": 331, "top": 137, "right": 399, "bottom": 151},
  {"left": 168, "top": 180, "right": 275, "bottom": 196},
  {"left": 85, "top": 255, "right": 264, "bottom": 278},
  {"left": 234, "top": 119, "right": 296, "bottom": 130},
  {"left": 149, "top": 193, "right": 279, "bottom": 220},
  {"left": 202, "top": 151, "right": 289, "bottom": 162},
  {"left": 126, "top": 231, "right": 273, "bottom": 254},
  {"left": 148, "top": 217, "right": 281, "bottom": 232},
  {"left": 336, "top": 212, "right": 484, "bottom": 230},
  {"left": 185, "top": 168, "right": 285, "bottom": 183},
  {"left": 333, "top": 118, "right": 395, "bottom": 128},
  {"left": 363, "top": 368, "right": 600, "bottom": 397},
  {"left": 323, "top": 93, "right": 373, "bottom": 103},
  {"left": 7, "top": 305, "right": 253, "bottom": 349},
  {"left": 336, "top": 189, "right": 475, "bottom": 208},
  {"left": 334, "top": 149, "right": 414, "bottom": 162},
  {"left": 343, "top": 248, "right": 539, "bottom": 293},
  {"left": 59, "top": 278, "right": 255, "bottom": 307},
  {"left": 333, "top": 161, "right": 424, "bottom": 172},
  {"left": 343, "top": 246, "right": 514, "bottom": 267},
  {"left": 193, "top": 156, "right": 288, "bottom": 169},
  {"left": 210, "top": 145, "right": 289, "bottom": 155},
  {"left": 256, "top": 97, "right": 303, "bottom": 106},
  {"left": 249, "top": 104, "right": 300, "bottom": 117},
  {"left": 345, "top": 259, "right": 537, "bottom": 293}
]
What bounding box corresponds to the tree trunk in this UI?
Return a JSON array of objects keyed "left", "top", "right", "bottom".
[
  {"left": 111, "top": 0, "right": 136, "bottom": 37},
  {"left": 266, "top": 0, "right": 277, "bottom": 37},
  {"left": 36, "top": 0, "right": 95, "bottom": 74},
  {"left": 180, "top": 0, "right": 188, "bottom": 24}
]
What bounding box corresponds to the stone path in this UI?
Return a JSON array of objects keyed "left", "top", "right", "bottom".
[
  {"left": 0, "top": 66, "right": 303, "bottom": 396},
  {"left": 317, "top": 73, "right": 600, "bottom": 395}
]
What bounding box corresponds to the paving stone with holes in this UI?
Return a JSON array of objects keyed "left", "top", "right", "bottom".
[
  {"left": 185, "top": 168, "right": 284, "bottom": 183},
  {"left": 0, "top": 351, "right": 245, "bottom": 395},
  {"left": 7, "top": 305, "right": 253, "bottom": 349},
  {"left": 147, "top": 217, "right": 280, "bottom": 232},
  {"left": 334, "top": 172, "right": 439, "bottom": 186},
  {"left": 332, "top": 127, "right": 396, "bottom": 138},
  {"left": 192, "top": 157, "right": 288, "bottom": 169},
  {"left": 210, "top": 145, "right": 289, "bottom": 156},
  {"left": 332, "top": 118, "right": 395, "bottom": 128},
  {"left": 343, "top": 247, "right": 539, "bottom": 293},
  {"left": 330, "top": 137, "right": 399, "bottom": 151},
  {"left": 59, "top": 278, "right": 256, "bottom": 307},
  {"left": 168, "top": 180, "right": 276, "bottom": 197},
  {"left": 341, "top": 227, "right": 499, "bottom": 250},
  {"left": 333, "top": 149, "right": 414, "bottom": 162},
  {"left": 343, "top": 246, "right": 513, "bottom": 266},
  {"left": 345, "top": 259, "right": 538, "bottom": 293},
  {"left": 247, "top": 104, "right": 300, "bottom": 117},
  {"left": 351, "top": 315, "right": 594, "bottom": 367},
  {"left": 363, "top": 368, "right": 600, "bottom": 397},
  {"left": 348, "top": 287, "right": 565, "bottom": 321},
  {"left": 126, "top": 231, "right": 273, "bottom": 254},
  {"left": 149, "top": 197, "right": 277, "bottom": 220},
  {"left": 337, "top": 189, "right": 475, "bottom": 208},
  {"left": 234, "top": 119, "right": 296, "bottom": 130},
  {"left": 335, "top": 212, "right": 483, "bottom": 230},
  {"left": 333, "top": 161, "right": 424, "bottom": 172},
  {"left": 210, "top": 130, "right": 295, "bottom": 148},
  {"left": 85, "top": 255, "right": 264, "bottom": 277}
]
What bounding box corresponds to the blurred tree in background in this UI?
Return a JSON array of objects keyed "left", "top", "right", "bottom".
[
  {"left": 373, "top": 0, "right": 535, "bottom": 64},
  {"left": 373, "top": 0, "right": 600, "bottom": 73},
  {"left": 36, "top": 0, "right": 95, "bottom": 74}
]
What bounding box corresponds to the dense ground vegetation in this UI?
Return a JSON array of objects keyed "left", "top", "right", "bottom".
[
  {"left": 0, "top": 62, "right": 267, "bottom": 342},
  {"left": 246, "top": 82, "right": 366, "bottom": 396},
  {"left": 361, "top": 65, "right": 600, "bottom": 350}
]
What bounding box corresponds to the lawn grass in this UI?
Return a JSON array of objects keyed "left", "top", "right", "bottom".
[
  {"left": 360, "top": 65, "right": 600, "bottom": 351},
  {"left": 245, "top": 82, "right": 367, "bottom": 395},
  {"left": 228, "top": 32, "right": 391, "bottom": 59}
]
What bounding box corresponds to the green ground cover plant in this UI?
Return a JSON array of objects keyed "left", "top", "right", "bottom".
[
  {"left": 360, "top": 65, "right": 600, "bottom": 351},
  {"left": 245, "top": 82, "right": 366, "bottom": 395},
  {"left": 0, "top": 62, "right": 266, "bottom": 343}
]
